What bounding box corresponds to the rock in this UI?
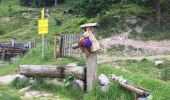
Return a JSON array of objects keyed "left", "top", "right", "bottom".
[
  {"left": 71, "top": 79, "right": 84, "bottom": 90},
  {"left": 19, "top": 86, "right": 32, "bottom": 94},
  {"left": 44, "top": 78, "right": 64, "bottom": 85},
  {"left": 24, "top": 90, "right": 40, "bottom": 98},
  {"left": 98, "top": 74, "right": 110, "bottom": 86},
  {"left": 64, "top": 8, "right": 73, "bottom": 14},
  {"left": 101, "top": 85, "right": 109, "bottom": 92},
  {"left": 15, "top": 75, "right": 29, "bottom": 83},
  {"left": 0, "top": 74, "right": 19, "bottom": 84},
  {"left": 10, "top": 57, "right": 18, "bottom": 62},
  {"left": 135, "top": 25, "right": 143, "bottom": 33},
  {"left": 29, "top": 77, "right": 38, "bottom": 85},
  {"left": 155, "top": 61, "right": 164, "bottom": 66}
]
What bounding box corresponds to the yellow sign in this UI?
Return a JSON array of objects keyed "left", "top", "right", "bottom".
[{"left": 38, "top": 19, "right": 48, "bottom": 34}]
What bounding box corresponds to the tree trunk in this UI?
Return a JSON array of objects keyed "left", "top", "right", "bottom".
[
  {"left": 19, "top": 65, "right": 85, "bottom": 80},
  {"left": 156, "top": 0, "right": 161, "bottom": 26}
]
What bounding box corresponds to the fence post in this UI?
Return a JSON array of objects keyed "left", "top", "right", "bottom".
[
  {"left": 54, "top": 36, "right": 57, "bottom": 61},
  {"left": 1, "top": 48, "right": 6, "bottom": 60},
  {"left": 11, "top": 38, "right": 16, "bottom": 47}
]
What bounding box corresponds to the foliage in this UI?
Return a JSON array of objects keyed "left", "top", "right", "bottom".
[
  {"left": 64, "top": 72, "right": 75, "bottom": 87},
  {"left": 12, "top": 77, "right": 30, "bottom": 89},
  {"left": 161, "top": 67, "right": 170, "bottom": 81},
  {"left": 98, "top": 15, "right": 126, "bottom": 37},
  {"left": 0, "top": 25, "right": 5, "bottom": 35},
  {"left": 77, "top": 58, "right": 86, "bottom": 66},
  {"left": 129, "top": 23, "right": 170, "bottom": 40},
  {"left": 74, "top": 0, "right": 119, "bottom": 17},
  {"left": 19, "top": 0, "right": 65, "bottom": 7}
]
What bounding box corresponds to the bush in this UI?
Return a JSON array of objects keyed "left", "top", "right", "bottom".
[
  {"left": 12, "top": 77, "right": 30, "bottom": 89},
  {"left": 77, "top": 59, "right": 85, "bottom": 66},
  {"left": 161, "top": 68, "right": 170, "bottom": 81},
  {"left": 19, "top": 0, "right": 65, "bottom": 7},
  {"left": 74, "top": 0, "right": 119, "bottom": 17},
  {"left": 0, "top": 25, "right": 5, "bottom": 35}
]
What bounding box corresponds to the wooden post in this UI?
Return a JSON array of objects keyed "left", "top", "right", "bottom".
[
  {"left": 54, "top": 36, "right": 57, "bottom": 61},
  {"left": 11, "top": 38, "right": 16, "bottom": 47},
  {"left": 28, "top": 41, "right": 32, "bottom": 49},
  {"left": 86, "top": 52, "right": 97, "bottom": 92},
  {"left": 1, "top": 48, "right": 6, "bottom": 60},
  {"left": 79, "top": 23, "right": 99, "bottom": 92}
]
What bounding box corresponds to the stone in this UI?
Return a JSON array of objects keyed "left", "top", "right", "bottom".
[
  {"left": 71, "top": 79, "right": 84, "bottom": 90},
  {"left": 0, "top": 74, "right": 19, "bottom": 84},
  {"left": 98, "top": 74, "right": 110, "bottom": 86},
  {"left": 155, "top": 61, "right": 164, "bottom": 66},
  {"left": 29, "top": 77, "right": 38, "bottom": 85}
]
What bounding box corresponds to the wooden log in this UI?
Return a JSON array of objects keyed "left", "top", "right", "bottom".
[
  {"left": 19, "top": 65, "right": 85, "bottom": 80},
  {"left": 118, "top": 82, "right": 149, "bottom": 96}
]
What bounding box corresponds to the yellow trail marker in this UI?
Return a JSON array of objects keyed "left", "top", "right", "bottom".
[
  {"left": 38, "top": 19, "right": 48, "bottom": 34},
  {"left": 38, "top": 8, "right": 48, "bottom": 59}
]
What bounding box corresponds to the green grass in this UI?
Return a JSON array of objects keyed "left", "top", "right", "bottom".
[
  {"left": 0, "top": 84, "right": 20, "bottom": 100},
  {"left": 98, "top": 62, "right": 170, "bottom": 100}
]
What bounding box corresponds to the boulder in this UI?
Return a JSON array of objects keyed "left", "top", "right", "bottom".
[{"left": 98, "top": 74, "right": 110, "bottom": 86}]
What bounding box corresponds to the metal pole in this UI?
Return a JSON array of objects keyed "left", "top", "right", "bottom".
[{"left": 42, "top": 34, "right": 45, "bottom": 59}]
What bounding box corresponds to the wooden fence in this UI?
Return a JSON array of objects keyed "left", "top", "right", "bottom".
[
  {"left": 0, "top": 39, "right": 36, "bottom": 60},
  {"left": 60, "top": 34, "right": 82, "bottom": 57}
]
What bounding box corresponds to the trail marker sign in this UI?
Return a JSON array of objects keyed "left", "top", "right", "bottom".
[{"left": 38, "top": 19, "right": 48, "bottom": 34}]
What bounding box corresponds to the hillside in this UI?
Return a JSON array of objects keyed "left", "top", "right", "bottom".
[{"left": 0, "top": 0, "right": 170, "bottom": 100}]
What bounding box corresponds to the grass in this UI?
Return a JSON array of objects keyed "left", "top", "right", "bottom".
[
  {"left": 0, "top": 84, "right": 20, "bottom": 100},
  {"left": 98, "top": 62, "right": 170, "bottom": 100}
]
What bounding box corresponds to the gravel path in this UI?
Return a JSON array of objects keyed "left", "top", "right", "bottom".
[{"left": 100, "top": 30, "right": 170, "bottom": 51}]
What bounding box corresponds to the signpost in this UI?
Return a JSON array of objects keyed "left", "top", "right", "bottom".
[{"left": 38, "top": 8, "right": 48, "bottom": 59}]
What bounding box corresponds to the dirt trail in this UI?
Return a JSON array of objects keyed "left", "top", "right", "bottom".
[
  {"left": 100, "top": 30, "right": 170, "bottom": 51},
  {"left": 98, "top": 55, "right": 170, "bottom": 63}
]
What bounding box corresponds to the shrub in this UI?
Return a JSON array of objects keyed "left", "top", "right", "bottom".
[
  {"left": 12, "top": 77, "right": 30, "bottom": 89},
  {"left": 19, "top": 0, "right": 65, "bottom": 7},
  {"left": 161, "top": 68, "right": 170, "bottom": 81},
  {"left": 161, "top": 63, "right": 170, "bottom": 81},
  {"left": 0, "top": 25, "right": 5, "bottom": 35},
  {"left": 74, "top": 0, "right": 119, "bottom": 17}
]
